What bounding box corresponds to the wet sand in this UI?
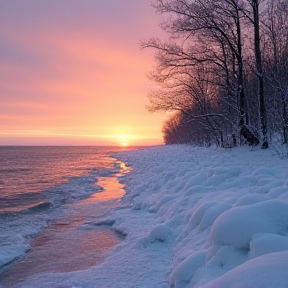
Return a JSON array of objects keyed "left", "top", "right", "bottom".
[{"left": 0, "top": 161, "right": 129, "bottom": 287}]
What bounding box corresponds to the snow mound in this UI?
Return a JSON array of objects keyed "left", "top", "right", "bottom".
[
  {"left": 149, "top": 224, "right": 171, "bottom": 242},
  {"left": 198, "top": 203, "right": 231, "bottom": 231},
  {"left": 249, "top": 233, "right": 288, "bottom": 258},
  {"left": 201, "top": 252, "right": 288, "bottom": 288},
  {"left": 211, "top": 200, "right": 288, "bottom": 249},
  {"left": 169, "top": 251, "right": 205, "bottom": 287}
]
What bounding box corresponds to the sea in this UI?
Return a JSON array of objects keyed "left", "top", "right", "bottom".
[{"left": 0, "top": 146, "right": 136, "bottom": 286}]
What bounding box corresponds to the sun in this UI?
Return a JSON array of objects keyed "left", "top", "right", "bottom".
[{"left": 114, "top": 133, "right": 131, "bottom": 147}]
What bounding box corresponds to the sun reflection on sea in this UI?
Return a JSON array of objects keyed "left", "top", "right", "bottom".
[{"left": 82, "top": 160, "right": 131, "bottom": 203}]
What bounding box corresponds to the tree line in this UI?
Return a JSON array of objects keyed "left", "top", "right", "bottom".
[{"left": 141, "top": 0, "right": 288, "bottom": 148}]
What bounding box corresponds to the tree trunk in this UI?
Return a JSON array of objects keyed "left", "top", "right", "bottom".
[
  {"left": 240, "top": 125, "right": 260, "bottom": 146},
  {"left": 282, "top": 94, "right": 288, "bottom": 144},
  {"left": 251, "top": 0, "right": 268, "bottom": 148},
  {"left": 234, "top": 1, "right": 259, "bottom": 146}
]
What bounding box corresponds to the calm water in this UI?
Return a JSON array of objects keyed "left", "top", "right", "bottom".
[{"left": 0, "top": 146, "right": 135, "bottom": 286}]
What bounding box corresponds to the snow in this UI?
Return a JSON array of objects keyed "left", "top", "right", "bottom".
[
  {"left": 201, "top": 252, "right": 288, "bottom": 288},
  {"left": 6, "top": 145, "right": 288, "bottom": 288},
  {"left": 149, "top": 223, "right": 172, "bottom": 242},
  {"left": 249, "top": 233, "right": 288, "bottom": 259}
]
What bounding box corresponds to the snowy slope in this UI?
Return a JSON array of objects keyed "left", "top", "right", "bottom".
[
  {"left": 117, "top": 145, "right": 288, "bottom": 288},
  {"left": 12, "top": 145, "right": 288, "bottom": 288}
]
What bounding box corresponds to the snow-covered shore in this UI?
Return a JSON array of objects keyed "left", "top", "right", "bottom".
[
  {"left": 12, "top": 145, "right": 288, "bottom": 288},
  {"left": 115, "top": 145, "right": 288, "bottom": 288}
]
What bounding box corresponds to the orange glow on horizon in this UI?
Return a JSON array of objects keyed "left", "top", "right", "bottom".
[
  {"left": 0, "top": 0, "right": 168, "bottom": 146},
  {"left": 0, "top": 129, "right": 164, "bottom": 146}
]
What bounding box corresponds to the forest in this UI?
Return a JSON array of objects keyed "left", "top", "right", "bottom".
[{"left": 142, "top": 0, "right": 288, "bottom": 149}]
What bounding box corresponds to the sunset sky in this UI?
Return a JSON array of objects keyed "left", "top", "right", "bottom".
[{"left": 0, "top": 0, "right": 167, "bottom": 146}]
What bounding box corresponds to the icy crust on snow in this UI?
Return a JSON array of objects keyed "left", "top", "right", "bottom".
[{"left": 12, "top": 145, "right": 288, "bottom": 288}]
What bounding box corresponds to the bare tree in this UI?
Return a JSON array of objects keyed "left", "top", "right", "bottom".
[
  {"left": 263, "top": 0, "right": 288, "bottom": 144},
  {"left": 243, "top": 0, "right": 268, "bottom": 148},
  {"left": 142, "top": 0, "right": 260, "bottom": 145},
  {"left": 145, "top": 55, "right": 233, "bottom": 146},
  {"left": 162, "top": 111, "right": 216, "bottom": 145},
  {"left": 143, "top": 0, "right": 288, "bottom": 148}
]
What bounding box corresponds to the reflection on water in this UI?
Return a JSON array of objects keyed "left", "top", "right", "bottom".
[
  {"left": 78, "top": 160, "right": 131, "bottom": 203},
  {"left": 83, "top": 176, "right": 125, "bottom": 202},
  {"left": 84, "top": 159, "right": 131, "bottom": 202},
  {"left": 0, "top": 146, "right": 119, "bottom": 201},
  {"left": 0, "top": 158, "right": 131, "bottom": 287}
]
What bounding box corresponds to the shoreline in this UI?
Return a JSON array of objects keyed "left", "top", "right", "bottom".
[
  {"left": 3, "top": 145, "right": 288, "bottom": 288},
  {"left": 0, "top": 153, "right": 129, "bottom": 287}
]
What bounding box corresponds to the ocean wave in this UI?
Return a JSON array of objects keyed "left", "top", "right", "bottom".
[
  {"left": 26, "top": 201, "right": 53, "bottom": 213},
  {"left": 0, "top": 161, "right": 123, "bottom": 270},
  {"left": 0, "top": 168, "right": 31, "bottom": 173}
]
